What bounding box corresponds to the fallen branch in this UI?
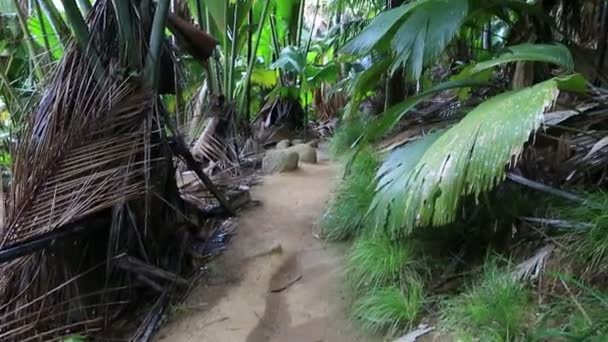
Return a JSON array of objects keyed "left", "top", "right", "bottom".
[
  {"left": 117, "top": 255, "right": 188, "bottom": 286},
  {"left": 506, "top": 172, "right": 598, "bottom": 207}
]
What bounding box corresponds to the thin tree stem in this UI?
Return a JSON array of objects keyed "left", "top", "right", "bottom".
[
  {"left": 145, "top": 0, "right": 171, "bottom": 88},
  {"left": 38, "top": 0, "right": 70, "bottom": 48},
  {"left": 12, "top": 0, "right": 44, "bottom": 80},
  {"left": 77, "top": 0, "right": 92, "bottom": 15},
  {"left": 0, "top": 67, "right": 24, "bottom": 115},
  {"left": 238, "top": 0, "right": 270, "bottom": 113},
  {"left": 34, "top": 0, "right": 53, "bottom": 62},
  {"left": 227, "top": 1, "right": 240, "bottom": 102},
  {"left": 60, "top": 0, "right": 92, "bottom": 52}
]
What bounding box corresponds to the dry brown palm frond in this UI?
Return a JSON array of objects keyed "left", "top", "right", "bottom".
[
  {"left": 3, "top": 54, "right": 154, "bottom": 246},
  {"left": 190, "top": 97, "right": 241, "bottom": 173},
  {"left": 0, "top": 1, "right": 170, "bottom": 340}
]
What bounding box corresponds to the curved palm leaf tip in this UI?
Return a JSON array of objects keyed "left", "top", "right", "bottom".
[{"left": 369, "top": 76, "right": 585, "bottom": 238}]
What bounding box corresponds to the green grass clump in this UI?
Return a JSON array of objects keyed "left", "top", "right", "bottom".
[
  {"left": 347, "top": 237, "right": 420, "bottom": 291},
  {"left": 352, "top": 283, "right": 425, "bottom": 337},
  {"left": 554, "top": 192, "right": 608, "bottom": 275},
  {"left": 321, "top": 148, "right": 378, "bottom": 241},
  {"left": 440, "top": 259, "right": 533, "bottom": 341},
  {"left": 329, "top": 116, "right": 367, "bottom": 157},
  {"left": 534, "top": 275, "right": 608, "bottom": 341}
]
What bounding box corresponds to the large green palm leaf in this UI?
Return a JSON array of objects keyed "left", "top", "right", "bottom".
[
  {"left": 369, "top": 75, "right": 586, "bottom": 238},
  {"left": 341, "top": 0, "right": 468, "bottom": 80}
]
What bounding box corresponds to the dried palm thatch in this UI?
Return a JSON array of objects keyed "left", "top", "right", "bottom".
[
  {"left": 252, "top": 96, "right": 305, "bottom": 145},
  {"left": 0, "top": 1, "right": 224, "bottom": 340},
  {"left": 190, "top": 95, "right": 241, "bottom": 173}
]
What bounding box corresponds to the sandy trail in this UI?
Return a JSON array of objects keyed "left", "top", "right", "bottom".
[{"left": 156, "top": 151, "right": 375, "bottom": 342}]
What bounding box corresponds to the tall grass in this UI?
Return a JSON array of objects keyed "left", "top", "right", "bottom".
[
  {"left": 352, "top": 283, "right": 425, "bottom": 337},
  {"left": 440, "top": 258, "right": 533, "bottom": 341},
  {"left": 321, "top": 147, "right": 378, "bottom": 241},
  {"left": 329, "top": 116, "right": 367, "bottom": 158},
  {"left": 533, "top": 275, "right": 608, "bottom": 341},
  {"left": 347, "top": 237, "right": 421, "bottom": 291},
  {"left": 554, "top": 192, "right": 608, "bottom": 276}
]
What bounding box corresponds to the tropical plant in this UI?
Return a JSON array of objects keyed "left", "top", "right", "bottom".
[
  {"left": 321, "top": 146, "right": 378, "bottom": 241},
  {"left": 346, "top": 236, "right": 421, "bottom": 291},
  {"left": 440, "top": 258, "right": 533, "bottom": 341},
  {"left": 352, "top": 283, "right": 426, "bottom": 336}
]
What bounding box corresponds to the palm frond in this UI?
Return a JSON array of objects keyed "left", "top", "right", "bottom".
[
  {"left": 369, "top": 75, "right": 585, "bottom": 237},
  {"left": 390, "top": 0, "right": 468, "bottom": 79},
  {"left": 472, "top": 43, "right": 575, "bottom": 74},
  {"left": 341, "top": 0, "right": 469, "bottom": 80}
]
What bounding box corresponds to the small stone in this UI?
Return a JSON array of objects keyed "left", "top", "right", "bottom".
[
  {"left": 262, "top": 150, "right": 299, "bottom": 174},
  {"left": 276, "top": 139, "right": 291, "bottom": 149},
  {"left": 287, "top": 144, "right": 317, "bottom": 164},
  {"left": 292, "top": 139, "right": 305, "bottom": 145}
]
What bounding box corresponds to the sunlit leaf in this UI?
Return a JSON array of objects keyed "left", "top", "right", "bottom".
[
  {"left": 390, "top": 0, "right": 468, "bottom": 79},
  {"left": 369, "top": 75, "right": 586, "bottom": 238},
  {"left": 250, "top": 68, "right": 278, "bottom": 88},
  {"left": 305, "top": 63, "right": 339, "bottom": 85},
  {"left": 341, "top": 2, "right": 420, "bottom": 56},
  {"left": 28, "top": 14, "right": 64, "bottom": 59},
  {"left": 270, "top": 46, "right": 306, "bottom": 73}
]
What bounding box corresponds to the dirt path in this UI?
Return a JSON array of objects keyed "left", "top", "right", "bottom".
[{"left": 156, "top": 150, "right": 375, "bottom": 342}]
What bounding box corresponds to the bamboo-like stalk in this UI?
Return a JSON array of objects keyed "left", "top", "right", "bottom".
[
  {"left": 226, "top": 1, "right": 240, "bottom": 102},
  {"left": 0, "top": 65, "right": 24, "bottom": 115},
  {"left": 34, "top": 0, "right": 54, "bottom": 62},
  {"left": 60, "top": 0, "right": 93, "bottom": 52},
  {"left": 296, "top": 0, "right": 305, "bottom": 46},
  {"left": 11, "top": 0, "right": 44, "bottom": 80},
  {"left": 38, "top": 0, "right": 70, "bottom": 48},
  {"left": 238, "top": 0, "right": 270, "bottom": 114},
  {"left": 112, "top": 0, "right": 136, "bottom": 68},
  {"left": 77, "top": 0, "right": 92, "bottom": 15},
  {"left": 245, "top": 7, "right": 253, "bottom": 121},
  {"left": 144, "top": 0, "right": 171, "bottom": 88},
  {"left": 205, "top": 5, "right": 221, "bottom": 94}
]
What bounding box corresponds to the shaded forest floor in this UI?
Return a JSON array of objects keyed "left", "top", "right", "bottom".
[{"left": 155, "top": 146, "right": 376, "bottom": 342}]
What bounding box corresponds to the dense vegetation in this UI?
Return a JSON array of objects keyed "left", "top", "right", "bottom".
[{"left": 2, "top": 0, "right": 608, "bottom": 340}]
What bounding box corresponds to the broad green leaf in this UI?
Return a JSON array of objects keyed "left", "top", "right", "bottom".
[
  {"left": 471, "top": 43, "right": 575, "bottom": 74},
  {"left": 28, "top": 14, "right": 63, "bottom": 59},
  {"left": 250, "top": 68, "right": 278, "bottom": 88},
  {"left": 0, "top": 0, "right": 16, "bottom": 12},
  {"left": 368, "top": 131, "right": 444, "bottom": 234},
  {"left": 304, "top": 63, "right": 339, "bottom": 85},
  {"left": 205, "top": 1, "right": 228, "bottom": 34},
  {"left": 276, "top": 0, "right": 302, "bottom": 44},
  {"left": 369, "top": 76, "right": 585, "bottom": 238},
  {"left": 270, "top": 46, "right": 306, "bottom": 74},
  {"left": 341, "top": 2, "right": 420, "bottom": 56},
  {"left": 391, "top": 0, "right": 468, "bottom": 79}
]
